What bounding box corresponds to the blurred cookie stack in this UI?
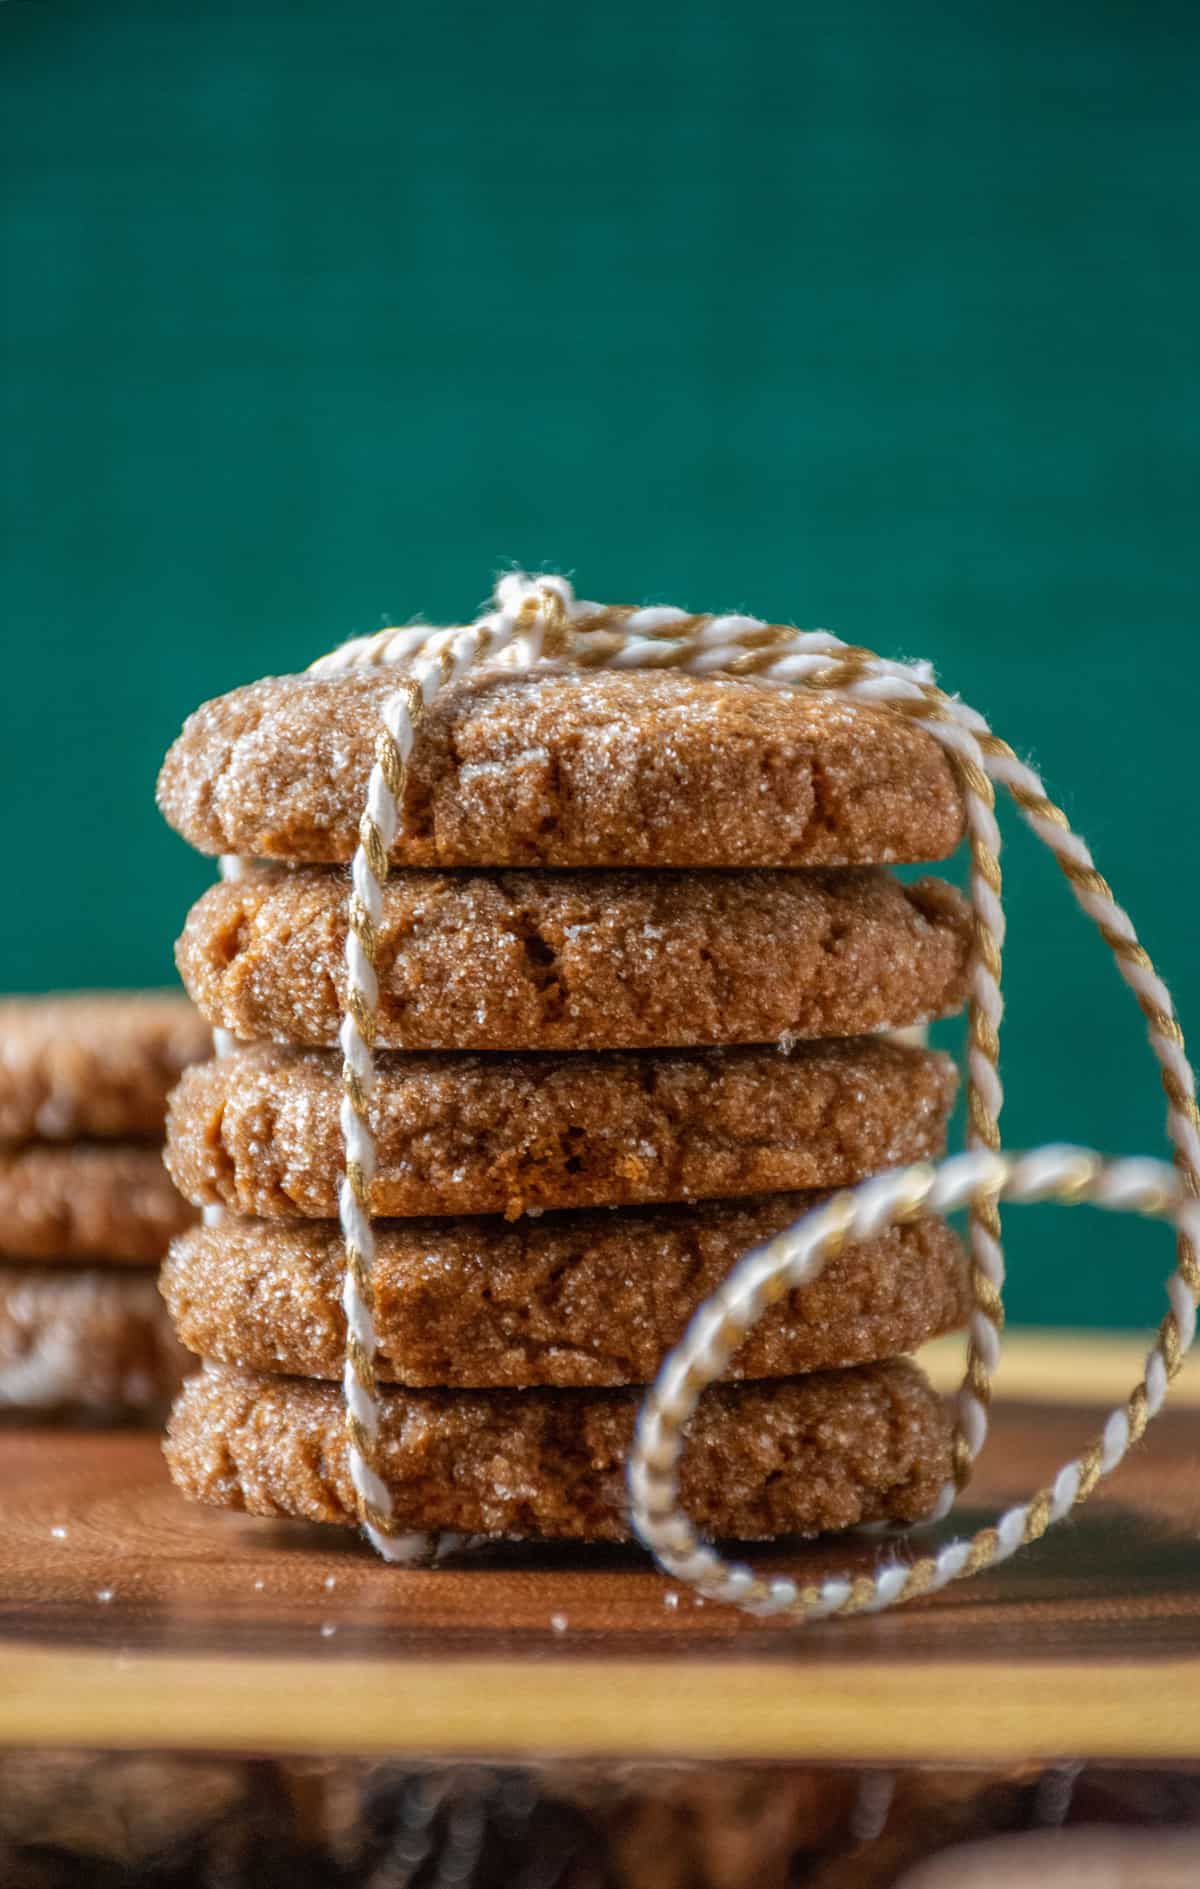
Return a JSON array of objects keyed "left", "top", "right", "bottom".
[
  {"left": 0, "top": 994, "right": 208, "bottom": 1420},
  {"left": 157, "top": 662, "right": 973, "bottom": 1547}
]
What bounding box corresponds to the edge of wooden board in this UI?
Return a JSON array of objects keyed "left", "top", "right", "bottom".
[
  {"left": 4, "top": 1649, "right": 1200, "bottom": 1762},
  {"left": 920, "top": 1329, "right": 1200, "bottom": 1405}
]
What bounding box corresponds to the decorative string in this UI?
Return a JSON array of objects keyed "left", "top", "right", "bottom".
[
  {"left": 313, "top": 573, "right": 1199, "bottom": 1606},
  {"left": 199, "top": 853, "right": 247, "bottom": 1230},
  {"left": 329, "top": 579, "right": 572, "bottom": 1561},
  {"left": 629, "top": 1148, "right": 1200, "bottom": 1617}
]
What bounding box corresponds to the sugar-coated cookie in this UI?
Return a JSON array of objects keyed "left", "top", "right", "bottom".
[
  {"left": 0, "top": 992, "right": 210, "bottom": 1144},
  {"left": 0, "top": 1267, "right": 189, "bottom": 1416},
  {"left": 157, "top": 668, "right": 965, "bottom": 869},
  {"left": 163, "top": 1197, "right": 967, "bottom": 1388},
  {"left": 165, "top": 1037, "right": 957, "bottom": 1220},
  {"left": 165, "top": 1357, "right": 953, "bottom": 1541},
  {"left": 177, "top": 863, "right": 970, "bottom": 1051},
  {"left": 0, "top": 1144, "right": 195, "bottom": 1263}
]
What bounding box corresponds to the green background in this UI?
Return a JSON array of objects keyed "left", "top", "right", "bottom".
[{"left": 2, "top": 1, "right": 1197, "bottom": 1327}]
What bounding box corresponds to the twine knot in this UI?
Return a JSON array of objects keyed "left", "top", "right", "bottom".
[{"left": 493, "top": 572, "right": 575, "bottom": 659}]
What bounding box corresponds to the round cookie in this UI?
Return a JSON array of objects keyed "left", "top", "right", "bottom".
[
  {"left": 0, "top": 992, "right": 211, "bottom": 1144},
  {"left": 163, "top": 1197, "right": 968, "bottom": 1388},
  {"left": 165, "top": 1357, "right": 953, "bottom": 1542},
  {"left": 165, "top": 1038, "right": 958, "bottom": 1220},
  {"left": 157, "top": 667, "right": 965, "bottom": 870},
  {"left": 178, "top": 863, "right": 971, "bottom": 1052},
  {"left": 0, "top": 1268, "right": 190, "bottom": 1416},
  {"left": 0, "top": 1145, "right": 195, "bottom": 1263}
]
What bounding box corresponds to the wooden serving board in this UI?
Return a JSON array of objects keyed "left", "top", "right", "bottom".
[{"left": 2, "top": 1334, "right": 1199, "bottom": 1766}]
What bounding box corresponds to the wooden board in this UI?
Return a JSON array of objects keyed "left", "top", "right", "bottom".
[{"left": 2, "top": 1334, "right": 1199, "bottom": 1764}]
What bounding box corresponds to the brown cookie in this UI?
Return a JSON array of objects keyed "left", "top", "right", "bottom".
[
  {"left": 0, "top": 992, "right": 211, "bottom": 1144},
  {"left": 177, "top": 863, "right": 970, "bottom": 1052},
  {"left": 0, "top": 1267, "right": 189, "bottom": 1416},
  {"left": 0, "top": 1144, "right": 195, "bottom": 1263},
  {"left": 165, "top": 1037, "right": 957, "bottom": 1220},
  {"left": 163, "top": 1197, "right": 968, "bottom": 1387},
  {"left": 157, "top": 667, "right": 965, "bottom": 869},
  {"left": 165, "top": 1357, "right": 952, "bottom": 1541}
]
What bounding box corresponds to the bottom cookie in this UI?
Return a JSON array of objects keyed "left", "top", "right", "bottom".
[
  {"left": 0, "top": 1267, "right": 190, "bottom": 1418},
  {"left": 165, "top": 1358, "right": 952, "bottom": 1543}
]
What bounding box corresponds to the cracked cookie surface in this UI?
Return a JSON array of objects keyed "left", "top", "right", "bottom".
[
  {"left": 158, "top": 667, "right": 965, "bottom": 869},
  {"left": 165, "top": 1357, "right": 953, "bottom": 1541},
  {"left": 163, "top": 1196, "right": 968, "bottom": 1387},
  {"left": 165, "top": 1037, "right": 958, "bottom": 1220},
  {"left": 177, "top": 863, "right": 970, "bottom": 1051}
]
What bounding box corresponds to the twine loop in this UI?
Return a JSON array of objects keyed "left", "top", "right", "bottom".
[
  {"left": 310, "top": 572, "right": 1200, "bottom": 1607},
  {"left": 630, "top": 1147, "right": 1200, "bottom": 1618}
]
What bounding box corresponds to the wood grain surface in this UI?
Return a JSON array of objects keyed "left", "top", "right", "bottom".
[{"left": 1, "top": 1335, "right": 1198, "bottom": 1763}]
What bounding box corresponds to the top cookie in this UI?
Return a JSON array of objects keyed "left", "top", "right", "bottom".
[
  {"left": 157, "top": 667, "right": 965, "bottom": 869},
  {"left": 0, "top": 992, "right": 211, "bottom": 1145}
]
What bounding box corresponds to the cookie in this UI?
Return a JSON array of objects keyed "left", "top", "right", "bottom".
[
  {"left": 0, "top": 992, "right": 211, "bottom": 1144},
  {"left": 165, "top": 1356, "right": 952, "bottom": 1541},
  {"left": 157, "top": 667, "right": 965, "bottom": 870},
  {"left": 165, "top": 1037, "right": 957, "bottom": 1220},
  {"left": 0, "top": 1268, "right": 189, "bottom": 1415},
  {"left": 177, "top": 863, "right": 971, "bottom": 1052},
  {"left": 0, "top": 1144, "right": 195, "bottom": 1263},
  {"left": 163, "top": 1197, "right": 968, "bottom": 1388}
]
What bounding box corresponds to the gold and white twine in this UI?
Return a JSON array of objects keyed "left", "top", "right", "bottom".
[
  {"left": 325, "top": 578, "right": 573, "bottom": 1561},
  {"left": 200, "top": 853, "right": 248, "bottom": 1230},
  {"left": 310, "top": 572, "right": 1199, "bottom": 1604},
  {"left": 631, "top": 1148, "right": 1200, "bottom": 1617}
]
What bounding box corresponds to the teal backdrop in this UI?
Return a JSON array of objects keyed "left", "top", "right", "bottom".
[{"left": 2, "top": 1, "right": 1197, "bottom": 1328}]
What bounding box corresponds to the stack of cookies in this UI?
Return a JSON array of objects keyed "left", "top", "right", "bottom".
[
  {"left": 0, "top": 993, "right": 208, "bottom": 1420},
  {"left": 157, "top": 664, "right": 973, "bottom": 1547}
]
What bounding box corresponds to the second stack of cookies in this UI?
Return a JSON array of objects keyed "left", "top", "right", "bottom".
[
  {"left": 159, "top": 665, "right": 973, "bottom": 1544},
  {"left": 0, "top": 993, "right": 207, "bottom": 1420}
]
